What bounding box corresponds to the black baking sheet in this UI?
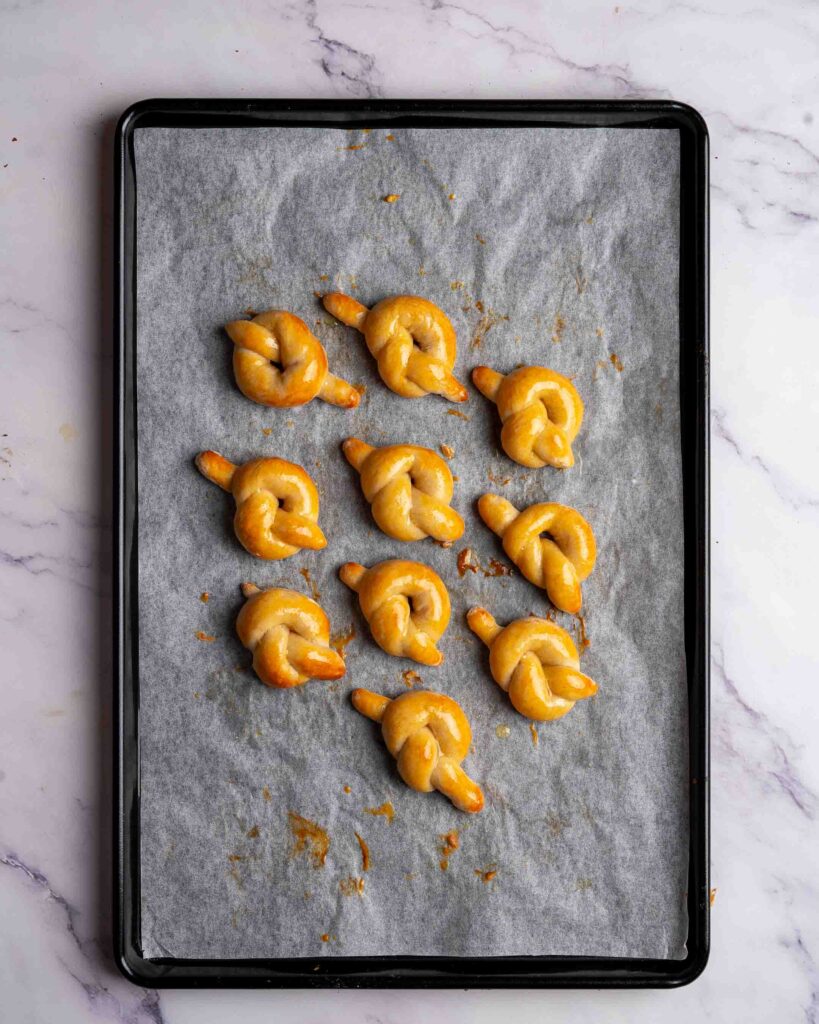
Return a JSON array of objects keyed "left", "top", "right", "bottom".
[{"left": 114, "top": 99, "right": 709, "bottom": 988}]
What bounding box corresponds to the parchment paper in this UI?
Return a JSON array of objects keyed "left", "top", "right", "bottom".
[{"left": 134, "top": 125, "right": 687, "bottom": 960}]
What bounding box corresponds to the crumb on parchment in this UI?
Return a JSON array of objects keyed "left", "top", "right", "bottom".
[
  {"left": 364, "top": 801, "right": 395, "bottom": 823},
  {"left": 439, "top": 830, "right": 460, "bottom": 871},
  {"left": 288, "top": 811, "right": 330, "bottom": 868},
  {"left": 354, "top": 831, "right": 370, "bottom": 871},
  {"left": 475, "top": 865, "right": 498, "bottom": 883}
]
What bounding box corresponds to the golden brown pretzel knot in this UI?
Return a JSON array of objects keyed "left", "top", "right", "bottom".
[
  {"left": 225, "top": 309, "right": 360, "bottom": 409},
  {"left": 237, "top": 583, "right": 346, "bottom": 689},
  {"left": 477, "top": 494, "right": 596, "bottom": 613},
  {"left": 195, "top": 451, "right": 326, "bottom": 560},
  {"left": 467, "top": 607, "right": 597, "bottom": 721},
  {"left": 342, "top": 438, "right": 464, "bottom": 544},
  {"left": 339, "top": 559, "right": 450, "bottom": 666},
  {"left": 472, "top": 365, "right": 583, "bottom": 469},
  {"left": 322, "top": 292, "right": 468, "bottom": 403},
  {"left": 351, "top": 688, "right": 484, "bottom": 813}
]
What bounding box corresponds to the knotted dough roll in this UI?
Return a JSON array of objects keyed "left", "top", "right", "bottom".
[
  {"left": 225, "top": 309, "right": 359, "bottom": 409},
  {"left": 339, "top": 559, "right": 450, "bottom": 666},
  {"left": 472, "top": 364, "right": 583, "bottom": 469},
  {"left": 237, "top": 583, "right": 346, "bottom": 688},
  {"left": 342, "top": 437, "right": 464, "bottom": 544},
  {"left": 323, "top": 292, "right": 467, "bottom": 403},
  {"left": 351, "top": 688, "right": 484, "bottom": 813},
  {"left": 467, "top": 607, "right": 597, "bottom": 721},
  {"left": 196, "top": 450, "right": 326, "bottom": 560},
  {"left": 477, "top": 494, "right": 596, "bottom": 613}
]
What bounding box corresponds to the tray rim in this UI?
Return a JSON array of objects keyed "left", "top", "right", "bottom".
[{"left": 114, "top": 98, "right": 709, "bottom": 989}]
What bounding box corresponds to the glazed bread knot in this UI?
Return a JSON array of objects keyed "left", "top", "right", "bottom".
[
  {"left": 224, "top": 309, "right": 359, "bottom": 409},
  {"left": 342, "top": 438, "right": 464, "bottom": 544},
  {"left": 322, "top": 292, "right": 467, "bottom": 403},
  {"left": 196, "top": 451, "right": 326, "bottom": 560},
  {"left": 351, "top": 688, "right": 484, "bottom": 813},
  {"left": 237, "top": 583, "right": 346, "bottom": 688},
  {"left": 477, "top": 494, "right": 596, "bottom": 613},
  {"left": 467, "top": 608, "right": 597, "bottom": 721},
  {"left": 472, "top": 365, "right": 583, "bottom": 468},
  {"left": 339, "top": 559, "right": 450, "bottom": 666}
]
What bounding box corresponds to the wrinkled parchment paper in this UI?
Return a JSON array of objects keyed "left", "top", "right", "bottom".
[{"left": 134, "top": 125, "right": 687, "bottom": 960}]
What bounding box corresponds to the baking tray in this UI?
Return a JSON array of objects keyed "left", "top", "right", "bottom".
[{"left": 114, "top": 99, "right": 709, "bottom": 988}]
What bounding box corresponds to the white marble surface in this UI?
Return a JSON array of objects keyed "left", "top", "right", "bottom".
[{"left": 1, "top": 0, "right": 817, "bottom": 1020}]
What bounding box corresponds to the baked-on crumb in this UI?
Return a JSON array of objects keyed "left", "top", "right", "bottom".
[
  {"left": 195, "top": 630, "right": 216, "bottom": 642},
  {"left": 354, "top": 831, "right": 370, "bottom": 871},
  {"left": 440, "top": 443, "right": 455, "bottom": 459},
  {"left": 330, "top": 624, "right": 356, "bottom": 658},
  {"left": 457, "top": 547, "right": 480, "bottom": 577},
  {"left": 471, "top": 308, "right": 509, "bottom": 349},
  {"left": 401, "top": 669, "right": 422, "bottom": 688},
  {"left": 439, "top": 829, "right": 460, "bottom": 871},
  {"left": 288, "top": 811, "right": 330, "bottom": 868},
  {"left": 339, "top": 876, "right": 365, "bottom": 896},
  {"left": 382, "top": 193, "right": 400, "bottom": 203},
  {"left": 364, "top": 801, "right": 395, "bottom": 824},
  {"left": 299, "top": 566, "right": 321, "bottom": 602},
  {"left": 458, "top": 547, "right": 512, "bottom": 579}
]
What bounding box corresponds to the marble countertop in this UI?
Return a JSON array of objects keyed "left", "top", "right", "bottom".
[{"left": 1, "top": 1, "right": 817, "bottom": 1021}]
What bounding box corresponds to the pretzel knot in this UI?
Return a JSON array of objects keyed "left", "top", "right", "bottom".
[
  {"left": 196, "top": 451, "right": 326, "bottom": 560},
  {"left": 472, "top": 365, "right": 583, "bottom": 468},
  {"left": 478, "top": 494, "right": 596, "bottom": 613},
  {"left": 224, "top": 309, "right": 360, "bottom": 409},
  {"left": 322, "top": 292, "right": 468, "bottom": 403},
  {"left": 339, "top": 559, "right": 450, "bottom": 666},
  {"left": 467, "top": 608, "right": 597, "bottom": 721},
  {"left": 342, "top": 438, "right": 464, "bottom": 544},
  {"left": 237, "top": 583, "right": 346, "bottom": 688},
  {"left": 351, "top": 688, "right": 484, "bottom": 813}
]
